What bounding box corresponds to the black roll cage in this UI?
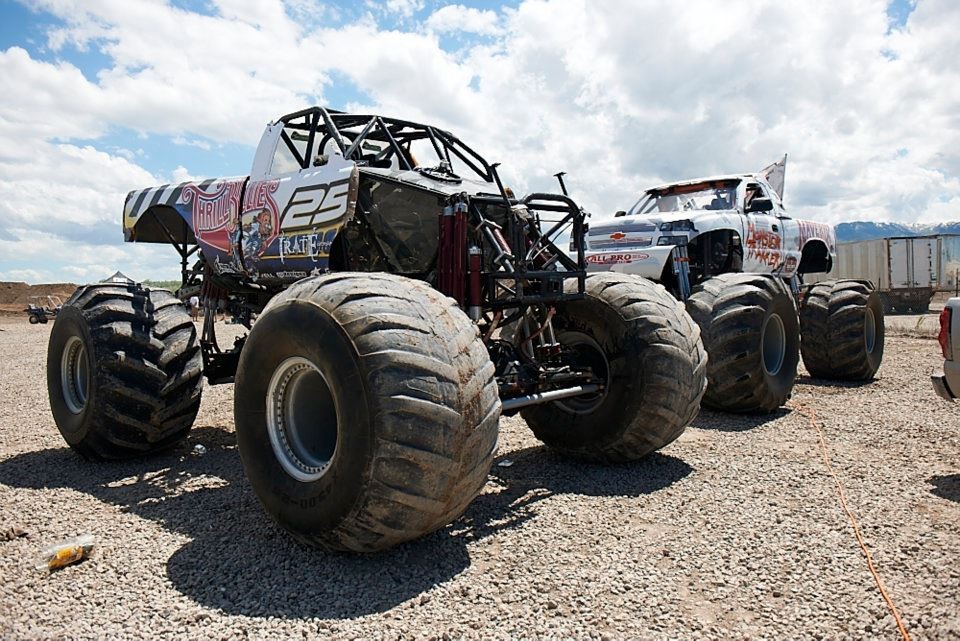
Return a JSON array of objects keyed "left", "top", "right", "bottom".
[
  {"left": 154, "top": 107, "right": 591, "bottom": 393},
  {"left": 467, "top": 192, "right": 586, "bottom": 311},
  {"left": 276, "top": 107, "right": 494, "bottom": 183}
]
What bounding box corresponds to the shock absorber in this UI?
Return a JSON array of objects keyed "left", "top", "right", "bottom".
[
  {"left": 438, "top": 194, "right": 468, "bottom": 305},
  {"left": 438, "top": 201, "right": 454, "bottom": 296},
  {"left": 452, "top": 197, "right": 468, "bottom": 305},
  {"left": 467, "top": 245, "right": 482, "bottom": 321}
]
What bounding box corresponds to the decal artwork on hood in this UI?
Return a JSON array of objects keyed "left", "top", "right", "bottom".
[{"left": 179, "top": 180, "right": 244, "bottom": 253}]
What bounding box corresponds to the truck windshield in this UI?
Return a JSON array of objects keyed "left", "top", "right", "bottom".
[{"left": 629, "top": 186, "right": 738, "bottom": 215}]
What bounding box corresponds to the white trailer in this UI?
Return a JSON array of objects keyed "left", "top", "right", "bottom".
[
  {"left": 938, "top": 234, "right": 960, "bottom": 292},
  {"left": 810, "top": 236, "right": 940, "bottom": 312}
]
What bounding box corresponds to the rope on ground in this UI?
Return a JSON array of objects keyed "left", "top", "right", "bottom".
[{"left": 788, "top": 400, "right": 912, "bottom": 641}]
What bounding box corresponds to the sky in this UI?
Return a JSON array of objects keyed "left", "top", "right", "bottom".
[{"left": 0, "top": 0, "right": 958, "bottom": 283}]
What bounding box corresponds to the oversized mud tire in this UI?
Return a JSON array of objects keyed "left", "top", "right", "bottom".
[
  {"left": 800, "top": 279, "right": 884, "bottom": 380},
  {"left": 28, "top": 314, "right": 39, "bottom": 324},
  {"left": 46, "top": 283, "right": 203, "bottom": 459},
  {"left": 234, "top": 273, "right": 500, "bottom": 552},
  {"left": 520, "top": 273, "right": 707, "bottom": 461},
  {"left": 687, "top": 273, "right": 799, "bottom": 413}
]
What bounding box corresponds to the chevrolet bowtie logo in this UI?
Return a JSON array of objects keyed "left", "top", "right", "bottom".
[{"left": 609, "top": 232, "right": 627, "bottom": 240}]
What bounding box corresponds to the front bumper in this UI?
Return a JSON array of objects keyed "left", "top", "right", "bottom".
[
  {"left": 932, "top": 358, "right": 960, "bottom": 401},
  {"left": 583, "top": 245, "right": 675, "bottom": 280},
  {"left": 932, "top": 375, "right": 954, "bottom": 401}
]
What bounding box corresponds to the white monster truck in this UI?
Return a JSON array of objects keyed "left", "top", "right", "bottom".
[{"left": 582, "top": 157, "right": 885, "bottom": 413}]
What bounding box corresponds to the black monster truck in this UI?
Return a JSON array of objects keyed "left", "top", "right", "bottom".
[{"left": 46, "top": 108, "right": 708, "bottom": 551}]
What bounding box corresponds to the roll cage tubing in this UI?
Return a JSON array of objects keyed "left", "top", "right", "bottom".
[
  {"left": 276, "top": 107, "right": 495, "bottom": 181},
  {"left": 276, "top": 108, "right": 588, "bottom": 309},
  {"left": 469, "top": 191, "right": 587, "bottom": 313}
]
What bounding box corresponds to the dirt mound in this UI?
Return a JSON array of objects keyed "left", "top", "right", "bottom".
[{"left": 0, "top": 282, "right": 78, "bottom": 316}]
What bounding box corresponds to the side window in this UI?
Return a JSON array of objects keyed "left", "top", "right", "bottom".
[
  {"left": 270, "top": 128, "right": 308, "bottom": 175},
  {"left": 407, "top": 137, "right": 443, "bottom": 170},
  {"left": 319, "top": 135, "right": 343, "bottom": 158},
  {"left": 744, "top": 183, "right": 771, "bottom": 214},
  {"left": 358, "top": 139, "right": 400, "bottom": 170}
]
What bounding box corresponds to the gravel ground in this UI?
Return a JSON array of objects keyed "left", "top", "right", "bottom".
[
  {"left": 884, "top": 313, "right": 942, "bottom": 338},
  {"left": 1, "top": 315, "right": 959, "bottom": 640}
]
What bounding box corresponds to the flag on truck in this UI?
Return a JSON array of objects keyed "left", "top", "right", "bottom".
[{"left": 761, "top": 154, "right": 787, "bottom": 201}]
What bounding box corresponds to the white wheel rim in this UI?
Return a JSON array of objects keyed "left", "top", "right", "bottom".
[
  {"left": 761, "top": 313, "right": 786, "bottom": 377},
  {"left": 60, "top": 336, "right": 89, "bottom": 414},
  {"left": 266, "top": 357, "right": 340, "bottom": 482},
  {"left": 864, "top": 308, "right": 877, "bottom": 354}
]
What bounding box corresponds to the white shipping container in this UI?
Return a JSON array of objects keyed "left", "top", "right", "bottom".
[
  {"left": 805, "top": 236, "right": 940, "bottom": 311},
  {"left": 832, "top": 238, "right": 889, "bottom": 289},
  {"left": 810, "top": 237, "right": 939, "bottom": 288},
  {"left": 940, "top": 235, "right": 960, "bottom": 291},
  {"left": 890, "top": 238, "right": 910, "bottom": 288},
  {"left": 914, "top": 237, "right": 939, "bottom": 288},
  {"left": 888, "top": 236, "right": 938, "bottom": 289}
]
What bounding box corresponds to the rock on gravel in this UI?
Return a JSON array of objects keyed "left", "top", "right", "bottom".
[{"left": 1, "top": 315, "right": 958, "bottom": 640}]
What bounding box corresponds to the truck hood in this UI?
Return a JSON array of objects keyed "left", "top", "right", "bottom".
[
  {"left": 587, "top": 217, "right": 660, "bottom": 250},
  {"left": 590, "top": 210, "right": 733, "bottom": 235},
  {"left": 587, "top": 210, "right": 736, "bottom": 251}
]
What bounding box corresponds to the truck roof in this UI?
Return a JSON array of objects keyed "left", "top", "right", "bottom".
[{"left": 646, "top": 173, "right": 762, "bottom": 193}]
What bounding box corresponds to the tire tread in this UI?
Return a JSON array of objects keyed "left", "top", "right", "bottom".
[
  {"left": 260, "top": 272, "right": 499, "bottom": 552},
  {"left": 523, "top": 273, "right": 707, "bottom": 461},
  {"left": 686, "top": 273, "right": 799, "bottom": 412},
  {"left": 800, "top": 279, "right": 884, "bottom": 380},
  {"left": 50, "top": 283, "right": 203, "bottom": 459}
]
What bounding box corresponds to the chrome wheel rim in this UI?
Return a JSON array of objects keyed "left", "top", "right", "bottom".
[
  {"left": 864, "top": 308, "right": 877, "bottom": 354},
  {"left": 266, "top": 357, "right": 339, "bottom": 482},
  {"left": 60, "top": 336, "right": 89, "bottom": 414},
  {"left": 761, "top": 313, "right": 786, "bottom": 377}
]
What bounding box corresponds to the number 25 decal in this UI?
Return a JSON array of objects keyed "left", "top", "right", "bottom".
[{"left": 281, "top": 178, "right": 351, "bottom": 229}]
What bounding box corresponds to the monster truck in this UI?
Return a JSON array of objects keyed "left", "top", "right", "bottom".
[
  {"left": 46, "top": 107, "right": 707, "bottom": 552},
  {"left": 581, "top": 157, "right": 884, "bottom": 413}
]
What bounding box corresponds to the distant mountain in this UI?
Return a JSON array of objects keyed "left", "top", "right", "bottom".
[{"left": 835, "top": 221, "right": 960, "bottom": 243}]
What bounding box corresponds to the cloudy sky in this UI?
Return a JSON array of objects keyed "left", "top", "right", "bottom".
[{"left": 0, "top": 0, "right": 957, "bottom": 283}]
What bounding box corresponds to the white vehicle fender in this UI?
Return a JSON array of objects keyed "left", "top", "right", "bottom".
[
  {"left": 797, "top": 220, "right": 837, "bottom": 263},
  {"left": 692, "top": 213, "right": 746, "bottom": 240}
]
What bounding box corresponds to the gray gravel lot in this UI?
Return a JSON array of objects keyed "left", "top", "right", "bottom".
[{"left": 1, "top": 315, "right": 959, "bottom": 640}]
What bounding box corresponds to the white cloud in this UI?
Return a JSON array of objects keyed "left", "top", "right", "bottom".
[
  {"left": 1, "top": 0, "right": 959, "bottom": 283},
  {"left": 425, "top": 5, "right": 500, "bottom": 35},
  {"left": 0, "top": 268, "right": 46, "bottom": 282},
  {"left": 171, "top": 165, "right": 200, "bottom": 183},
  {"left": 0, "top": 141, "right": 156, "bottom": 229},
  {"left": 10, "top": 0, "right": 326, "bottom": 144},
  {"left": 171, "top": 135, "right": 213, "bottom": 151},
  {"left": 0, "top": 47, "right": 108, "bottom": 140},
  {"left": 383, "top": 0, "right": 425, "bottom": 18},
  {"left": 0, "top": 228, "right": 176, "bottom": 284}
]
